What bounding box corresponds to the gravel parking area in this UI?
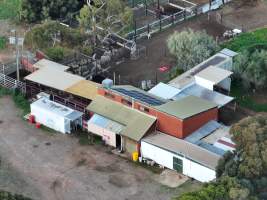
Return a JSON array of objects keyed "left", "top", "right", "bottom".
[{"left": 0, "top": 96, "right": 201, "bottom": 200}]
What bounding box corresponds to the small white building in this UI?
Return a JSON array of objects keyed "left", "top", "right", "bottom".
[
  {"left": 31, "top": 98, "right": 83, "bottom": 134},
  {"left": 141, "top": 132, "right": 221, "bottom": 182},
  {"left": 194, "top": 65, "right": 233, "bottom": 91}
]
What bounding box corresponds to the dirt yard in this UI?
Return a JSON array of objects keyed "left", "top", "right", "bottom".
[
  {"left": 0, "top": 96, "right": 200, "bottom": 200},
  {"left": 219, "top": 0, "right": 267, "bottom": 31},
  {"left": 110, "top": 0, "right": 267, "bottom": 87},
  {"left": 111, "top": 14, "right": 228, "bottom": 87}
]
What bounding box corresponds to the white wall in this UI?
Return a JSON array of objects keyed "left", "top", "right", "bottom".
[
  {"left": 141, "top": 141, "right": 216, "bottom": 182},
  {"left": 183, "top": 159, "right": 217, "bottom": 182},
  {"left": 195, "top": 76, "right": 214, "bottom": 90},
  {"left": 31, "top": 104, "right": 67, "bottom": 133},
  {"left": 217, "top": 77, "right": 231, "bottom": 91},
  {"left": 87, "top": 123, "right": 116, "bottom": 147}
]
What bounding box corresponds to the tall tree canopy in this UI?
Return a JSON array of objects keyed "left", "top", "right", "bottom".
[
  {"left": 233, "top": 49, "right": 267, "bottom": 89},
  {"left": 167, "top": 29, "right": 218, "bottom": 71},
  {"left": 176, "top": 114, "right": 267, "bottom": 200},
  {"left": 21, "top": 0, "right": 84, "bottom": 22},
  {"left": 77, "top": 0, "right": 133, "bottom": 33}
]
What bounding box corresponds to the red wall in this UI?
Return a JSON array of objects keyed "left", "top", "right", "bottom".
[
  {"left": 97, "top": 88, "right": 218, "bottom": 139},
  {"left": 182, "top": 108, "right": 218, "bottom": 138}
]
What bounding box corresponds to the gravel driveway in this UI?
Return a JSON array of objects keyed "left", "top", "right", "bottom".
[{"left": 0, "top": 96, "right": 177, "bottom": 200}]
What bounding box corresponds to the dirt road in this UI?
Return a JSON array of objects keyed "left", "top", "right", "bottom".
[{"left": 0, "top": 96, "right": 195, "bottom": 200}]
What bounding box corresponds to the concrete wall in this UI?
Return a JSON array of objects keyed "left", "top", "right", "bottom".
[
  {"left": 124, "top": 137, "right": 138, "bottom": 154},
  {"left": 195, "top": 76, "right": 214, "bottom": 90},
  {"left": 87, "top": 123, "right": 116, "bottom": 147},
  {"left": 141, "top": 141, "right": 216, "bottom": 182}
]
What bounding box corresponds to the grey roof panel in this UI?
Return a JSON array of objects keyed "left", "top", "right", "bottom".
[
  {"left": 142, "top": 132, "right": 221, "bottom": 170},
  {"left": 173, "top": 84, "right": 234, "bottom": 108},
  {"left": 185, "top": 120, "right": 221, "bottom": 144}
]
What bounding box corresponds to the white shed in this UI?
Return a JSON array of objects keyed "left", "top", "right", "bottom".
[
  {"left": 194, "top": 66, "right": 233, "bottom": 91},
  {"left": 31, "top": 98, "right": 83, "bottom": 134},
  {"left": 141, "top": 133, "right": 221, "bottom": 182}
]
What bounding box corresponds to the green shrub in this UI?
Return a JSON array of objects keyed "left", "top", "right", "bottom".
[
  {"left": 24, "top": 21, "right": 87, "bottom": 50},
  {"left": 0, "top": 36, "right": 7, "bottom": 50},
  {"left": 0, "top": 0, "right": 21, "bottom": 20},
  {"left": 222, "top": 28, "right": 267, "bottom": 52},
  {"left": 45, "top": 47, "right": 65, "bottom": 62},
  {"left": 0, "top": 190, "right": 33, "bottom": 200}
]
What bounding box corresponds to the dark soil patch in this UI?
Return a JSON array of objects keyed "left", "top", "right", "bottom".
[
  {"left": 94, "top": 163, "right": 120, "bottom": 173},
  {"left": 108, "top": 175, "right": 131, "bottom": 188},
  {"left": 45, "top": 142, "right": 51, "bottom": 146},
  {"left": 0, "top": 120, "right": 3, "bottom": 124}
]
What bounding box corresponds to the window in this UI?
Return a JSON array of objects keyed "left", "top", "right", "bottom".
[
  {"left": 139, "top": 105, "right": 149, "bottom": 113},
  {"left": 104, "top": 92, "right": 115, "bottom": 99},
  {"left": 173, "top": 157, "right": 183, "bottom": 173},
  {"left": 122, "top": 99, "right": 132, "bottom": 107}
]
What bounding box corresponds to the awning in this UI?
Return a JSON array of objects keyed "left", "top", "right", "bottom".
[
  {"left": 172, "top": 84, "right": 234, "bottom": 108},
  {"left": 148, "top": 82, "right": 181, "bottom": 100},
  {"left": 88, "top": 114, "right": 124, "bottom": 133},
  {"left": 87, "top": 95, "right": 156, "bottom": 141},
  {"left": 195, "top": 66, "right": 233, "bottom": 85}
]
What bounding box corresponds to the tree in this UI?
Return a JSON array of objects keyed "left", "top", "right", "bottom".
[
  {"left": 21, "top": 0, "right": 83, "bottom": 23},
  {"left": 176, "top": 114, "right": 267, "bottom": 200},
  {"left": 233, "top": 49, "right": 267, "bottom": 89},
  {"left": 167, "top": 29, "right": 218, "bottom": 71},
  {"left": 77, "top": 0, "right": 133, "bottom": 35}
]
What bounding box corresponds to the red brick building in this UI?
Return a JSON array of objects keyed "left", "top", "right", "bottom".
[{"left": 97, "top": 85, "right": 218, "bottom": 138}]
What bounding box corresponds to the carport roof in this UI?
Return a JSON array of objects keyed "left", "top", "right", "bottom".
[
  {"left": 195, "top": 66, "right": 233, "bottom": 84},
  {"left": 25, "top": 67, "right": 84, "bottom": 91},
  {"left": 33, "top": 59, "right": 70, "bottom": 71},
  {"left": 172, "top": 84, "right": 234, "bottom": 108},
  {"left": 86, "top": 95, "right": 156, "bottom": 141},
  {"left": 65, "top": 80, "right": 100, "bottom": 100},
  {"left": 154, "top": 95, "right": 217, "bottom": 119},
  {"left": 142, "top": 132, "right": 221, "bottom": 170}
]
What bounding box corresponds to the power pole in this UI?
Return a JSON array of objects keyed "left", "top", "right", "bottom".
[{"left": 12, "top": 29, "right": 20, "bottom": 81}]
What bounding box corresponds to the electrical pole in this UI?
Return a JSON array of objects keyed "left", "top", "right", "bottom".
[{"left": 12, "top": 30, "right": 20, "bottom": 81}]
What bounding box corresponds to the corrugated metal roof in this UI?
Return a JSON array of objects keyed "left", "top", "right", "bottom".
[
  {"left": 154, "top": 96, "right": 217, "bottom": 119},
  {"left": 65, "top": 80, "right": 100, "bottom": 100},
  {"left": 172, "top": 84, "right": 234, "bottom": 108},
  {"left": 185, "top": 120, "right": 221, "bottom": 144},
  {"left": 25, "top": 67, "right": 84, "bottom": 91},
  {"left": 195, "top": 66, "right": 233, "bottom": 84},
  {"left": 88, "top": 114, "right": 124, "bottom": 133},
  {"left": 142, "top": 132, "right": 221, "bottom": 170},
  {"left": 220, "top": 48, "right": 238, "bottom": 57},
  {"left": 33, "top": 59, "right": 70, "bottom": 71},
  {"left": 86, "top": 95, "right": 156, "bottom": 141},
  {"left": 148, "top": 82, "right": 181, "bottom": 100},
  {"left": 169, "top": 53, "right": 230, "bottom": 89}
]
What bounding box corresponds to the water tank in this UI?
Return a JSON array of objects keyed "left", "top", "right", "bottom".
[{"left": 102, "top": 78, "right": 113, "bottom": 88}]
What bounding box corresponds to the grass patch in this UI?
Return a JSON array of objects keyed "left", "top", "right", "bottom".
[
  {"left": 132, "top": 161, "right": 163, "bottom": 174},
  {"left": 230, "top": 81, "right": 267, "bottom": 112},
  {"left": 0, "top": 36, "right": 7, "bottom": 50},
  {"left": 0, "top": 0, "right": 21, "bottom": 20},
  {"left": 77, "top": 132, "right": 103, "bottom": 146},
  {"left": 0, "top": 87, "right": 30, "bottom": 115},
  {"left": 222, "top": 28, "right": 267, "bottom": 52}
]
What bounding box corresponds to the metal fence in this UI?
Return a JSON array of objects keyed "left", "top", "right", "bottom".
[
  {"left": 0, "top": 73, "right": 26, "bottom": 94},
  {"left": 127, "top": 9, "right": 196, "bottom": 40}
]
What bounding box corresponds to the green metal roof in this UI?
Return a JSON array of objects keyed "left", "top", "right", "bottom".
[
  {"left": 86, "top": 95, "right": 156, "bottom": 141},
  {"left": 154, "top": 96, "right": 217, "bottom": 120}
]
